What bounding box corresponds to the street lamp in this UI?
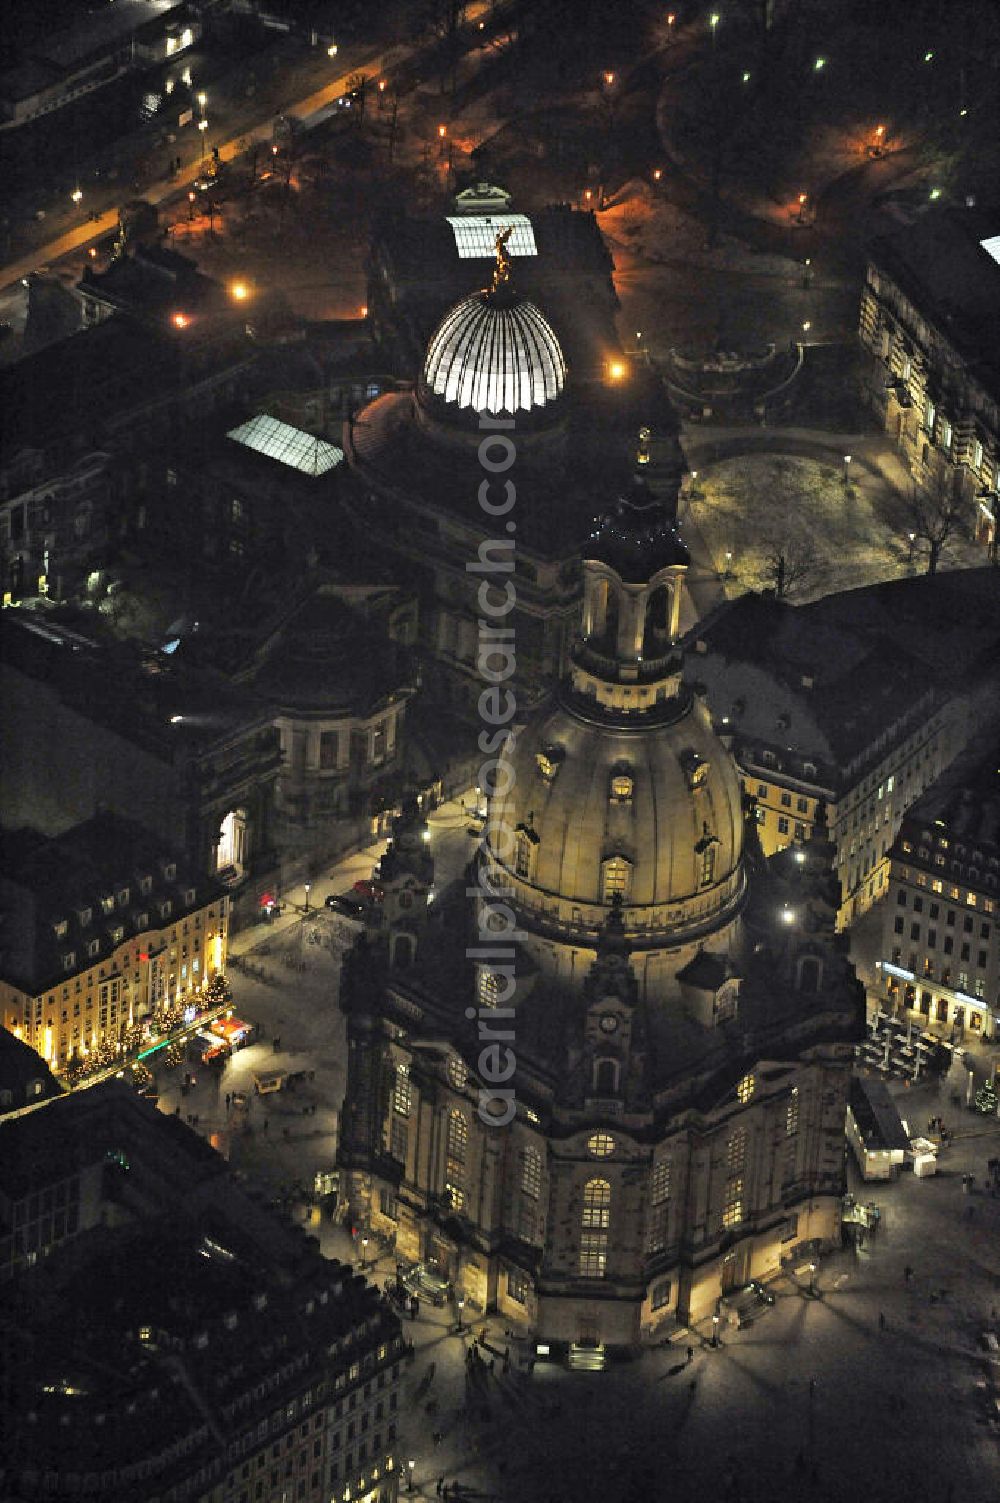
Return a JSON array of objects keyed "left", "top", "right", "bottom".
[
  {"left": 725, "top": 550, "right": 733, "bottom": 575},
  {"left": 802, "top": 320, "right": 811, "bottom": 334},
  {"left": 71, "top": 187, "right": 83, "bottom": 205},
  {"left": 328, "top": 42, "right": 338, "bottom": 57},
  {"left": 457, "top": 1297, "right": 465, "bottom": 1332},
  {"left": 603, "top": 70, "right": 615, "bottom": 87},
  {"left": 809, "top": 1262, "right": 817, "bottom": 1295},
  {"left": 304, "top": 882, "right": 311, "bottom": 912},
  {"left": 361, "top": 1235, "right": 369, "bottom": 1267},
  {"left": 907, "top": 531, "right": 916, "bottom": 564},
  {"left": 197, "top": 91, "right": 207, "bottom": 111},
  {"left": 229, "top": 280, "right": 250, "bottom": 302},
  {"left": 198, "top": 116, "right": 208, "bottom": 165},
  {"left": 711, "top": 1313, "right": 720, "bottom": 1347},
  {"left": 407, "top": 1461, "right": 415, "bottom": 1493},
  {"left": 843, "top": 453, "right": 852, "bottom": 485},
  {"left": 652, "top": 167, "right": 662, "bottom": 181},
  {"left": 814, "top": 56, "right": 826, "bottom": 71}
]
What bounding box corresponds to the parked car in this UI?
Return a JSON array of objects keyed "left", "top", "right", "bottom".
[
  {"left": 325, "top": 893, "right": 367, "bottom": 919},
  {"left": 399, "top": 1261, "right": 449, "bottom": 1306},
  {"left": 723, "top": 1280, "right": 776, "bottom": 1325},
  {"left": 352, "top": 879, "right": 384, "bottom": 903}
]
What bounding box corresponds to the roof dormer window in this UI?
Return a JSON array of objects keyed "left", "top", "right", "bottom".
[
  {"left": 610, "top": 770, "right": 633, "bottom": 803},
  {"left": 117, "top": 888, "right": 129, "bottom": 908},
  {"left": 139, "top": 876, "right": 152, "bottom": 896},
  {"left": 53, "top": 919, "right": 68, "bottom": 940},
  {"left": 536, "top": 746, "right": 564, "bottom": 781},
  {"left": 100, "top": 895, "right": 115, "bottom": 916}
]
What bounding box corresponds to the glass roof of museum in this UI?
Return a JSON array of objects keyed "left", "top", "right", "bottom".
[
  {"left": 445, "top": 214, "right": 537, "bottom": 259},
  {"left": 226, "top": 414, "right": 345, "bottom": 475}
]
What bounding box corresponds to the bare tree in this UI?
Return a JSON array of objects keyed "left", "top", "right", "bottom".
[
  {"left": 903, "top": 474, "right": 968, "bottom": 575},
  {"left": 761, "top": 540, "right": 817, "bottom": 600}
]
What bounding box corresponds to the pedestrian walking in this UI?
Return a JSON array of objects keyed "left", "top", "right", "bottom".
[
  {"left": 686, "top": 1345, "right": 695, "bottom": 1365},
  {"left": 808, "top": 1377, "right": 816, "bottom": 1401},
  {"left": 225, "top": 1092, "right": 231, "bottom": 1110},
  {"left": 878, "top": 1311, "right": 886, "bottom": 1332},
  {"left": 263, "top": 1118, "right": 269, "bottom": 1134},
  {"left": 436, "top": 1479, "right": 443, "bottom": 1497},
  {"left": 904, "top": 1265, "right": 913, "bottom": 1284}
]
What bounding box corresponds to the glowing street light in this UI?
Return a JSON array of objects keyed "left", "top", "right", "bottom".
[
  {"left": 229, "top": 280, "right": 250, "bottom": 302},
  {"left": 802, "top": 320, "right": 812, "bottom": 333},
  {"left": 652, "top": 167, "right": 663, "bottom": 181},
  {"left": 843, "top": 453, "right": 852, "bottom": 484},
  {"left": 172, "top": 312, "right": 190, "bottom": 329},
  {"left": 607, "top": 359, "right": 627, "bottom": 382},
  {"left": 438, "top": 122, "right": 447, "bottom": 137},
  {"left": 197, "top": 91, "right": 207, "bottom": 110},
  {"left": 304, "top": 882, "right": 312, "bottom": 912},
  {"left": 814, "top": 56, "right": 826, "bottom": 71},
  {"left": 328, "top": 42, "right": 338, "bottom": 57},
  {"left": 457, "top": 1297, "right": 465, "bottom": 1332},
  {"left": 929, "top": 187, "right": 942, "bottom": 201},
  {"left": 407, "top": 1461, "right": 415, "bottom": 1493},
  {"left": 712, "top": 1313, "right": 721, "bottom": 1347},
  {"left": 924, "top": 50, "right": 934, "bottom": 63},
  {"left": 71, "top": 186, "right": 83, "bottom": 204},
  {"left": 742, "top": 71, "right": 751, "bottom": 83},
  {"left": 603, "top": 70, "right": 615, "bottom": 87}
]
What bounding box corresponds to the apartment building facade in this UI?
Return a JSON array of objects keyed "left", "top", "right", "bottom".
[
  {"left": 878, "top": 740, "right": 1000, "bottom": 1039},
  {"left": 0, "top": 813, "right": 228, "bottom": 1072}
]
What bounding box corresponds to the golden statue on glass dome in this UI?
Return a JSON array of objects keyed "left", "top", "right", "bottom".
[{"left": 489, "top": 225, "right": 514, "bottom": 294}]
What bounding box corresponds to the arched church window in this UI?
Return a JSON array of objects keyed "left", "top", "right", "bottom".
[
  {"left": 647, "top": 1158, "right": 672, "bottom": 1253},
  {"left": 448, "top": 1056, "right": 468, "bottom": 1091},
  {"left": 736, "top": 1073, "right": 755, "bottom": 1105},
  {"left": 446, "top": 1109, "right": 469, "bottom": 1213},
  {"left": 521, "top": 1146, "right": 542, "bottom": 1200},
  {"left": 478, "top": 968, "right": 501, "bottom": 1008},
  {"left": 602, "top": 856, "right": 632, "bottom": 904},
  {"left": 700, "top": 844, "right": 717, "bottom": 886},
  {"left": 588, "top": 1131, "right": 616, "bottom": 1158},
  {"left": 393, "top": 1064, "right": 411, "bottom": 1118},
  {"left": 579, "top": 1178, "right": 611, "bottom": 1277},
  {"left": 727, "top": 1127, "right": 747, "bottom": 1169}
]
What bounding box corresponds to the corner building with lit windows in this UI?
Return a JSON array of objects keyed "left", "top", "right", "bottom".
[{"left": 338, "top": 273, "right": 864, "bottom": 1350}]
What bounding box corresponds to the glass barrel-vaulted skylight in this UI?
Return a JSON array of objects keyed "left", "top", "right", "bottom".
[
  {"left": 445, "top": 214, "right": 538, "bottom": 260},
  {"left": 226, "top": 414, "right": 345, "bottom": 475},
  {"left": 422, "top": 292, "right": 566, "bottom": 414}
]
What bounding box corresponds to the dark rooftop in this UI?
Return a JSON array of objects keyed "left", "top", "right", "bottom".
[{"left": 869, "top": 207, "right": 1000, "bottom": 401}]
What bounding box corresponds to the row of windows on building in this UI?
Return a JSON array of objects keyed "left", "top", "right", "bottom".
[{"left": 513, "top": 841, "right": 718, "bottom": 895}]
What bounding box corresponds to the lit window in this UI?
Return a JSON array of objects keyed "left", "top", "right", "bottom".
[
  {"left": 602, "top": 856, "right": 632, "bottom": 903},
  {"left": 521, "top": 1146, "right": 542, "bottom": 1200},
  {"left": 579, "top": 1178, "right": 611, "bottom": 1277},
  {"left": 447, "top": 1109, "right": 468, "bottom": 1168},
  {"left": 786, "top": 1089, "right": 799, "bottom": 1136},
  {"left": 722, "top": 1176, "right": 744, "bottom": 1229},
  {"left": 700, "top": 844, "right": 717, "bottom": 887},
  {"left": 478, "top": 968, "right": 501, "bottom": 1008},
  {"left": 610, "top": 771, "right": 633, "bottom": 802},
  {"left": 447, "top": 1056, "right": 468, "bottom": 1091},
  {"left": 507, "top": 1268, "right": 530, "bottom": 1304},
  {"left": 647, "top": 1158, "right": 672, "bottom": 1253},
  {"left": 726, "top": 1128, "right": 747, "bottom": 1169},
  {"left": 736, "top": 1073, "right": 755, "bottom": 1104},
  {"left": 392, "top": 1064, "right": 411, "bottom": 1117},
  {"left": 588, "top": 1132, "right": 616, "bottom": 1158}
]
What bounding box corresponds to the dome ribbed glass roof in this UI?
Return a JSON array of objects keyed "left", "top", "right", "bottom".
[{"left": 422, "top": 290, "right": 566, "bottom": 415}]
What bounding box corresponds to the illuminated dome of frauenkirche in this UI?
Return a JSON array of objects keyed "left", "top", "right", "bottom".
[{"left": 419, "top": 229, "right": 566, "bottom": 416}]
